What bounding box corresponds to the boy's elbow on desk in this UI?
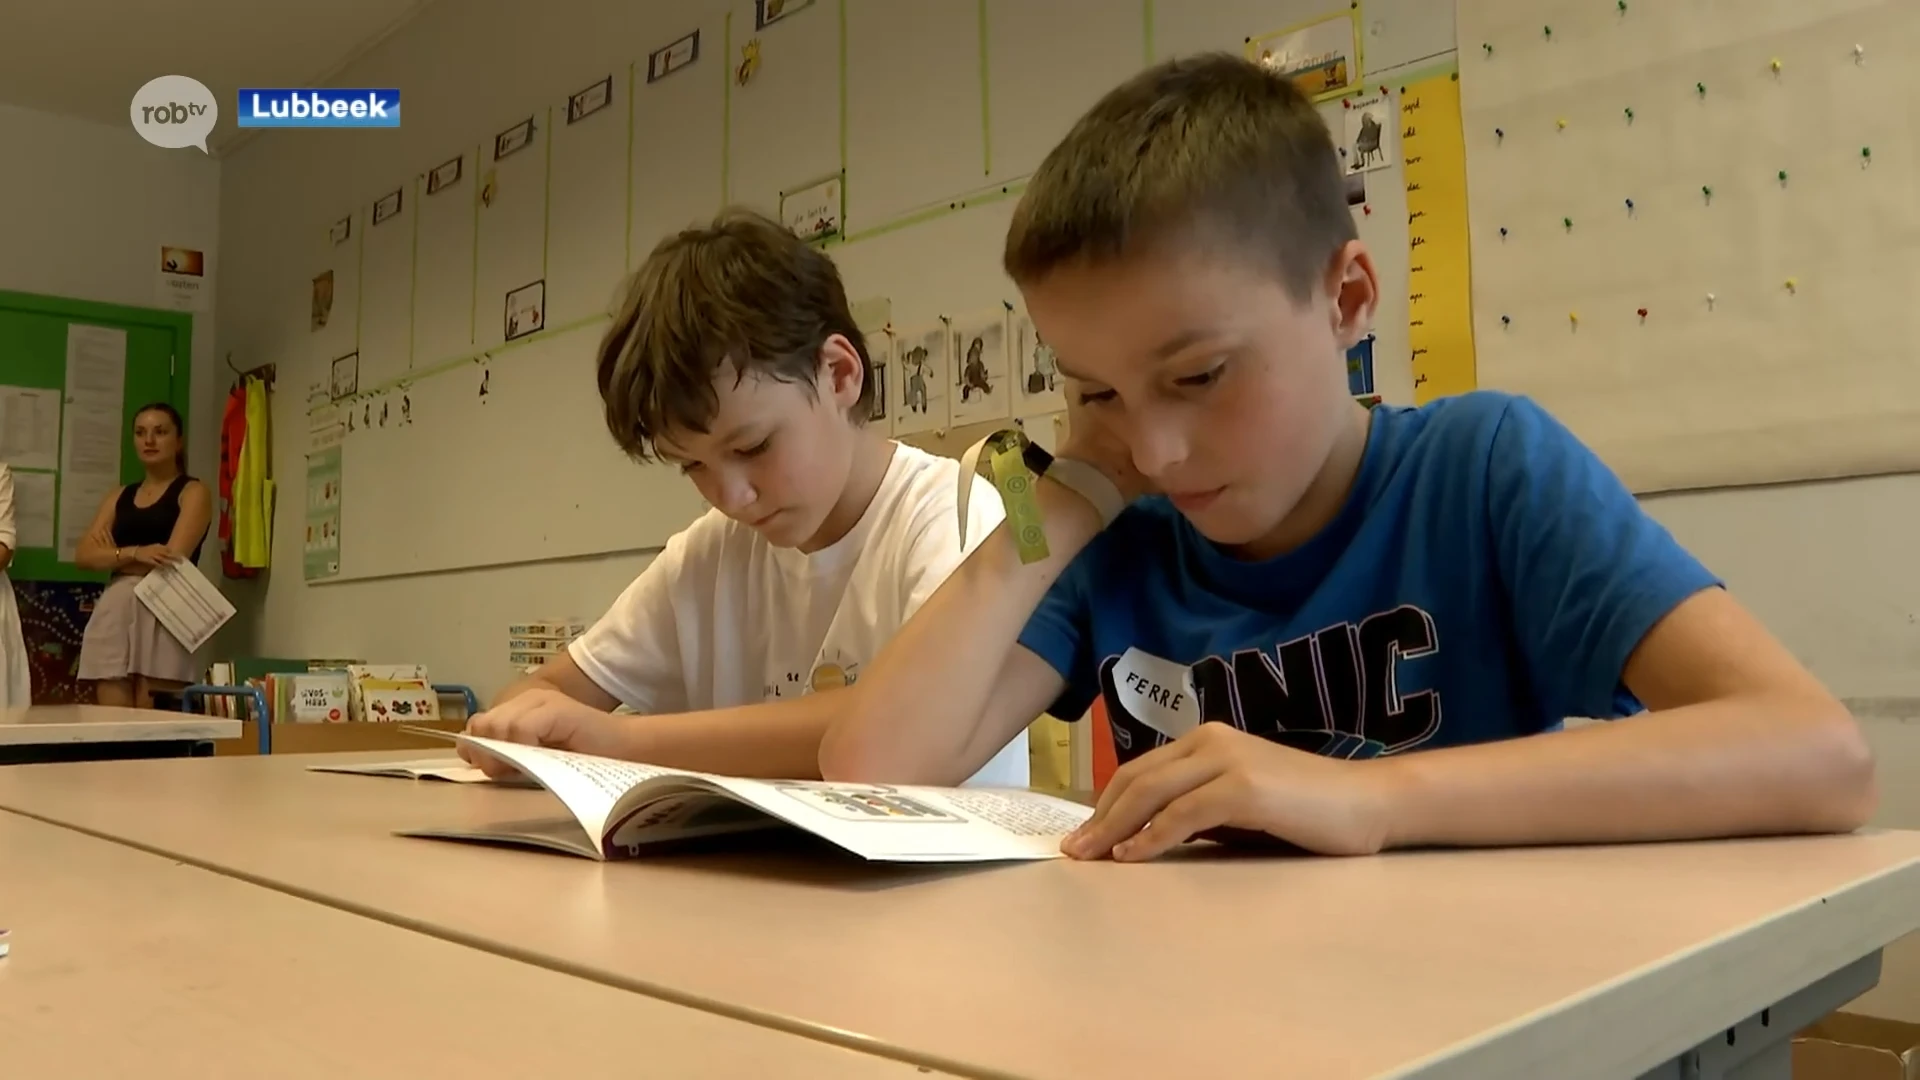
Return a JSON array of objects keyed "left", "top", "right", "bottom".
[{"left": 1800, "top": 700, "right": 1879, "bottom": 833}]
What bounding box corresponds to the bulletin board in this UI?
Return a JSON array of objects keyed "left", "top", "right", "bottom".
[
  {"left": 0, "top": 289, "right": 191, "bottom": 582},
  {"left": 1458, "top": 0, "right": 1920, "bottom": 494}
]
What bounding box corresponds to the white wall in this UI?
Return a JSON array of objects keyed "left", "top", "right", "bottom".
[
  {"left": 0, "top": 104, "right": 225, "bottom": 567},
  {"left": 215, "top": 0, "right": 1920, "bottom": 714}
]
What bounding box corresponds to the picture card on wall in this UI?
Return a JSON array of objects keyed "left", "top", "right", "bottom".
[
  {"left": 330, "top": 352, "right": 358, "bottom": 401},
  {"left": 949, "top": 310, "right": 1011, "bottom": 428},
  {"left": 756, "top": 0, "right": 814, "bottom": 31},
  {"left": 890, "top": 323, "right": 949, "bottom": 437},
  {"left": 311, "top": 270, "right": 334, "bottom": 331},
  {"left": 505, "top": 280, "right": 545, "bottom": 341},
  {"left": 1247, "top": 11, "right": 1358, "bottom": 102},
  {"left": 648, "top": 29, "right": 700, "bottom": 83},
  {"left": 1011, "top": 311, "right": 1065, "bottom": 418},
  {"left": 780, "top": 172, "right": 842, "bottom": 241},
  {"left": 329, "top": 215, "right": 352, "bottom": 245},
  {"left": 373, "top": 187, "right": 404, "bottom": 225},
  {"left": 495, "top": 117, "right": 535, "bottom": 160},
  {"left": 1343, "top": 93, "right": 1392, "bottom": 174},
  {"left": 866, "top": 330, "right": 890, "bottom": 427},
  {"left": 568, "top": 76, "right": 613, "bottom": 124},
  {"left": 156, "top": 245, "right": 208, "bottom": 313},
  {"left": 427, "top": 154, "right": 463, "bottom": 195}
]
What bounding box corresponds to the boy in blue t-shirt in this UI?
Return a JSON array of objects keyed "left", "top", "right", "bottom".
[{"left": 819, "top": 53, "right": 1876, "bottom": 861}]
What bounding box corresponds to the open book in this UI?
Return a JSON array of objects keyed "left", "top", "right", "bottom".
[
  {"left": 307, "top": 756, "right": 537, "bottom": 786},
  {"left": 395, "top": 732, "right": 1095, "bottom": 863}
]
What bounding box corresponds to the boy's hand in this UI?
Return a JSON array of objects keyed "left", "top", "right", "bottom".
[
  {"left": 1061, "top": 723, "right": 1396, "bottom": 861},
  {"left": 459, "top": 688, "right": 633, "bottom": 777}
]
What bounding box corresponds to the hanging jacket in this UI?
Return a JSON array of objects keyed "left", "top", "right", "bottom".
[
  {"left": 233, "top": 375, "right": 275, "bottom": 569},
  {"left": 218, "top": 383, "right": 256, "bottom": 579}
]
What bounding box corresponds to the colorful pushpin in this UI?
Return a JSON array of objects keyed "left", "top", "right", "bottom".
[
  {"left": 1562, "top": 216, "right": 1573, "bottom": 231},
  {"left": 1569, "top": 311, "right": 1579, "bottom": 327},
  {"left": 1362, "top": 204, "right": 1372, "bottom": 216},
  {"left": 1498, "top": 226, "right": 1509, "bottom": 238},
  {"left": 1556, "top": 117, "right": 1568, "bottom": 130},
  {"left": 1862, "top": 146, "right": 1873, "bottom": 164},
  {"left": 1854, "top": 44, "right": 1866, "bottom": 63},
  {"left": 1483, "top": 42, "right": 1493, "bottom": 56},
  {"left": 1500, "top": 314, "right": 1511, "bottom": 327},
  {"left": 1785, "top": 277, "right": 1798, "bottom": 293},
  {"left": 1702, "top": 185, "right": 1713, "bottom": 202},
  {"left": 1770, "top": 58, "right": 1782, "bottom": 74},
  {"left": 1706, "top": 292, "right": 1717, "bottom": 310},
  {"left": 1624, "top": 198, "right": 1635, "bottom": 213},
  {"left": 1624, "top": 106, "right": 1634, "bottom": 122},
  {"left": 1696, "top": 81, "right": 1707, "bottom": 96},
  {"left": 1778, "top": 169, "right": 1788, "bottom": 184},
  {"left": 1618, "top": 0, "right": 1627, "bottom": 11},
  {"left": 1637, "top": 307, "right": 1648, "bottom": 321},
  {"left": 1495, "top": 127, "right": 1505, "bottom": 140}
]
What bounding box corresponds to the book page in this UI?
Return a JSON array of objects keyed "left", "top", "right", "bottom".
[
  {"left": 457, "top": 735, "right": 679, "bottom": 841},
  {"left": 132, "top": 559, "right": 236, "bottom": 651},
  {"left": 701, "top": 778, "right": 1094, "bottom": 862},
  {"left": 307, "top": 757, "right": 518, "bottom": 784}
]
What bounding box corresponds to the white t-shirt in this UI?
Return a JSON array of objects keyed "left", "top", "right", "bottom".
[{"left": 570, "top": 443, "right": 1026, "bottom": 787}]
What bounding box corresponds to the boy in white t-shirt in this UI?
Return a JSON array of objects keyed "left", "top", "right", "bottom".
[{"left": 463, "top": 209, "right": 1028, "bottom": 786}]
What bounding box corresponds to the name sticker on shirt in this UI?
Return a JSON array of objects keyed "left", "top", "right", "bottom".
[{"left": 1112, "top": 647, "right": 1200, "bottom": 740}]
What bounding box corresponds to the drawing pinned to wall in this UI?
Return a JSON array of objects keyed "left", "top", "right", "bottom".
[
  {"left": 1344, "top": 172, "right": 1366, "bottom": 206},
  {"left": 890, "top": 323, "right": 949, "bottom": 437},
  {"left": 949, "top": 310, "right": 1010, "bottom": 427},
  {"left": 1011, "top": 310, "right": 1065, "bottom": 419},
  {"left": 780, "top": 173, "right": 842, "bottom": 242},
  {"left": 311, "top": 270, "right": 334, "bottom": 331},
  {"left": 329, "top": 352, "right": 359, "bottom": 401},
  {"left": 866, "top": 330, "right": 891, "bottom": 426},
  {"left": 1246, "top": 10, "right": 1360, "bottom": 103},
  {"left": 568, "top": 76, "right": 614, "bottom": 124},
  {"left": 736, "top": 38, "right": 762, "bottom": 86},
  {"left": 329, "top": 215, "right": 352, "bottom": 245},
  {"left": 156, "top": 245, "right": 208, "bottom": 312},
  {"left": 373, "top": 187, "right": 403, "bottom": 226},
  {"left": 1344, "top": 93, "right": 1393, "bottom": 173},
  {"left": 648, "top": 29, "right": 701, "bottom": 83},
  {"left": 505, "top": 280, "right": 545, "bottom": 341},
  {"left": 755, "top": 0, "right": 814, "bottom": 30},
  {"left": 494, "top": 117, "right": 535, "bottom": 161},
  {"left": 478, "top": 363, "right": 492, "bottom": 403},
  {"left": 427, "top": 154, "right": 463, "bottom": 195},
  {"left": 399, "top": 387, "right": 413, "bottom": 426}
]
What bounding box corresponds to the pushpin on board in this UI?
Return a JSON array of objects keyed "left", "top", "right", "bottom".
[
  {"left": 1501, "top": 314, "right": 1511, "bottom": 326},
  {"left": 1854, "top": 44, "right": 1866, "bottom": 63},
  {"left": 1778, "top": 169, "right": 1788, "bottom": 184},
  {"left": 1483, "top": 42, "right": 1493, "bottom": 55},
  {"left": 1618, "top": 0, "right": 1627, "bottom": 10},
  {"left": 1568, "top": 311, "right": 1579, "bottom": 327},
  {"left": 1785, "top": 277, "right": 1798, "bottom": 293},
  {"left": 1362, "top": 204, "right": 1372, "bottom": 215},
  {"left": 1624, "top": 107, "right": 1634, "bottom": 122},
  {"left": 1702, "top": 185, "right": 1713, "bottom": 203},
  {"left": 1499, "top": 226, "right": 1509, "bottom": 238},
  {"left": 1770, "top": 58, "right": 1783, "bottom": 73},
  {"left": 1543, "top": 25, "right": 1552, "bottom": 38},
  {"left": 1624, "top": 198, "right": 1635, "bottom": 212},
  {"left": 1706, "top": 292, "right": 1717, "bottom": 310},
  {"left": 1563, "top": 216, "right": 1573, "bottom": 231},
  {"left": 1637, "top": 307, "right": 1648, "bottom": 321},
  {"left": 1862, "top": 146, "right": 1873, "bottom": 164},
  {"left": 1495, "top": 127, "right": 1505, "bottom": 140},
  {"left": 1696, "top": 81, "right": 1707, "bottom": 96},
  {"left": 1556, "top": 117, "right": 1568, "bottom": 130}
]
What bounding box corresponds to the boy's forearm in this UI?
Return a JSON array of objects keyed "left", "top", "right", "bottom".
[
  {"left": 1372, "top": 695, "right": 1875, "bottom": 849},
  {"left": 612, "top": 693, "right": 845, "bottom": 778},
  {"left": 823, "top": 479, "right": 1101, "bottom": 778}
]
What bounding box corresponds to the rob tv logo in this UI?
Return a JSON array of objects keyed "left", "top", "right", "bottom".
[{"left": 236, "top": 87, "right": 401, "bottom": 128}]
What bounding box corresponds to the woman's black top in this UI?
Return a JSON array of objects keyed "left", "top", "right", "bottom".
[{"left": 110, "top": 475, "right": 205, "bottom": 562}]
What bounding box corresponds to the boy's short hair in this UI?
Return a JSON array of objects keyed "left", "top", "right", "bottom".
[
  {"left": 1004, "top": 52, "right": 1357, "bottom": 302},
  {"left": 597, "top": 208, "right": 873, "bottom": 462}
]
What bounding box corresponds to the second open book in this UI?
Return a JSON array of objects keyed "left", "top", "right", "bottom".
[{"left": 392, "top": 730, "right": 1095, "bottom": 863}]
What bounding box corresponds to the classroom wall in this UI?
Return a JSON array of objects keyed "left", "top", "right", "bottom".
[
  {"left": 0, "top": 104, "right": 224, "bottom": 497},
  {"left": 215, "top": 0, "right": 1920, "bottom": 717}
]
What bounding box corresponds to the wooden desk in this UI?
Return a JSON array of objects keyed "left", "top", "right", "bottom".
[
  {"left": 0, "top": 705, "right": 240, "bottom": 765},
  {"left": 3, "top": 751, "right": 1917, "bottom": 1080},
  {"left": 0, "top": 809, "right": 954, "bottom": 1079}
]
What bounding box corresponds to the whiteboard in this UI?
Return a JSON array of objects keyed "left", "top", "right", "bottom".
[{"left": 1458, "top": 0, "right": 1920, "bottom": 493}]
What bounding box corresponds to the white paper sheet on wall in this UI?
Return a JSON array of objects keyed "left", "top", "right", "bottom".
[
  {"left": 11, "top": 470, "right": 55, "bottom": 549},
  {"left": 1458, "top": 0, "right": 1920, "bottom": 493},
  {"left": 57, "top": 324, "right": 127, "bottom": 561},
  {"left": 0, "top": 386, "right": 61, "bottom": 471}
]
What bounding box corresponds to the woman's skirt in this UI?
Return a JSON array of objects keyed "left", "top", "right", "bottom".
[{"left": 77, "top": 574, "right": 199, "bottom": 684}]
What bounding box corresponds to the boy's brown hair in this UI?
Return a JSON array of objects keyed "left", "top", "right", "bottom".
[
  {"left": 1004, "top": 52, "right": 1356, "bottom": 302},
  {"left": 597, "top": 208, "right": 873, "bottom": 462}
]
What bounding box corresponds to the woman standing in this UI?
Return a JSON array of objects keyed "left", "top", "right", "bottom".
[
  {"left": 74, "top": 403, "right": 212, "bottom": 709},
  {"left": 0, "top": 462, "right": 29, "bottom": 707}
]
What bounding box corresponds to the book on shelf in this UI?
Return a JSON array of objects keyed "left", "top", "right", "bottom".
[{"left": 389, "top": 729, "right": 1094, "bottom": 864}]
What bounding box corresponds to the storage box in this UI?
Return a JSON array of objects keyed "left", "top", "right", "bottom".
[{"left": 1795, "top": 1013, "right": 1920, "bottom": 1079}]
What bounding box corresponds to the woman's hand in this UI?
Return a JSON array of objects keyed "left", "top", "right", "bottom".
[{"left": 127, "top": 545, "right": 180, "bottom": 568}]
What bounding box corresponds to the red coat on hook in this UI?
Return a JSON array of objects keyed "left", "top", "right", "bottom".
[{"left": 217, "top": 383, "right": 258, "bottom": 579}]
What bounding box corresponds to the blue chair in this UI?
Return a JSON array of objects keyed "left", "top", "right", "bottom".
[{"left": 179, "top": 685, "right": 271, "bottom": 754}]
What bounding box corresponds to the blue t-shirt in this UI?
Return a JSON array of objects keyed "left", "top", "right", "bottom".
[{"left": 1018, "top": 391, "right": 1722, "bottom": 763}]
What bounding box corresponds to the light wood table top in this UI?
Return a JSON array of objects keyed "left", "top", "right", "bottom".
[
  {"left": 4, "top": 750, "right": 1918, "bottom": 1080},
  {"left": 0, "top": 809, "right": 956, "bottom": 1079},
  {"left": 0, "top": 704, "right": 240, "bottom": 745}
]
